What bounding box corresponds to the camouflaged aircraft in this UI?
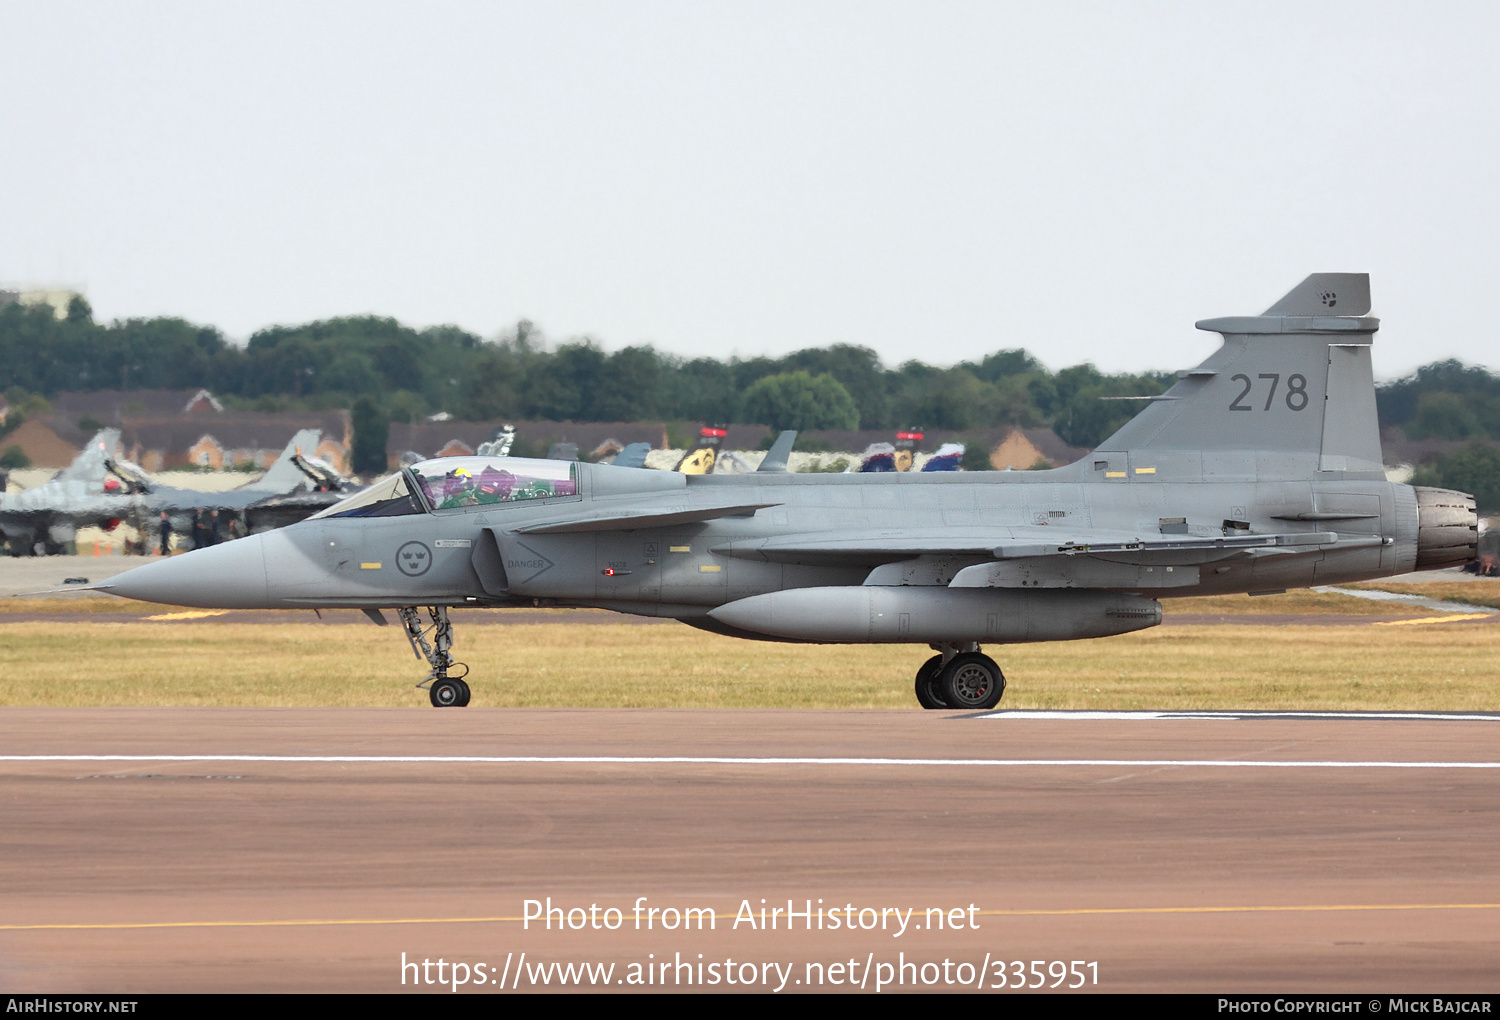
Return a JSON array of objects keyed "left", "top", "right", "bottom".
[{"left": 88, "top": 274, "right": 1477, "bottom": 708}]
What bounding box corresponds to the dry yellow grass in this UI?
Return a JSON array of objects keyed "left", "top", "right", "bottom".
[
  {"left": 2, "top": 614, "right": 1496, "bottom": 710},
  {"left": 0, "top": 596, "right": 180, "bottom": 615},
  {"left": 1160, "top": 590, "right": 1435, "bottom": 615},
  {"left": 1344, "top": 581, "right": 1500, "bottom": 610}
]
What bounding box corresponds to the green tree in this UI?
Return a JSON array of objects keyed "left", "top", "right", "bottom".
[
  {"left": 1406, "top": 391, "right": 1483, "bottom": 440},
  {"left": 350, "top": 395, "right": 389, "bottom": 476},
  {"left": 960, "top": 441, "right": 992, "bottom": 471},
  {"left": 740, "top": 371, "right": 859, "bottom": 431},
  {"left": 0, "top": 445, "right": 30, "bottom": 469},
  {"left": 1413, "top": 441, "right": 1500, "bottom": 513},
  {"left": 1377, "top": 360, "right": 1500, "bottom": 436},
  {"left": 779, "top": 345, "right": 890, "bottom": 428}
]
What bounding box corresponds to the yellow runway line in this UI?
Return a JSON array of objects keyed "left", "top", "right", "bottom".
[
  {"left": 0, "top": 916, "right": 524, "bottom": 931},
  {"left": 142, "top": 610, "right": 231, "bottom": 621},
  {"left": 6, "top": 902, "right": 1500, "bottom": 931},
  {"left": 1373, "top": 613, "right": 1491, "bottom": 627}
]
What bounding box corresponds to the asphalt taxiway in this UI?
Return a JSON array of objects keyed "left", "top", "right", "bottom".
[{"left": 1, "top": 708, "right": 1497, "bottom": 992}]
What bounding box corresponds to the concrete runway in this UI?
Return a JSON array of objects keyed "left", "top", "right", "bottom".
[{"left": 2, "top": 708, "right": 1498, "bottom": 993}]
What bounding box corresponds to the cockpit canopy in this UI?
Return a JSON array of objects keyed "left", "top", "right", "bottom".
[
  {"left": 308, "top": 470, "right": 421, "bottom": 519},
  {"left": 410, "top": 456, "right": 578, "bottom": 511},
  {"left": 310, "top": 457, "right": 580, "bottom": 520}
]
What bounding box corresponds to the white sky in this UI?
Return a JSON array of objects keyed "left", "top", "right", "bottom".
[{"left": 3, "top": 1, "right": 1499, "bottom": 380}]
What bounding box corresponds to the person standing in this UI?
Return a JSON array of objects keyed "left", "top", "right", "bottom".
[{"left": 158, "top": 511, "right": 172, "bottom": 556}]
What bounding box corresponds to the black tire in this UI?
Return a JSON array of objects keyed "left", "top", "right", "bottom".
[
  {"left": 937, "top": 653, "right": 1005, "bottom": 710},
  {"left": 914, "top": 655, "right": 947, "bottom": 709},
  {"left": 455, "top": 678, "right": 472, "bottom": 707},
  {"left": 429, "top": 677, "right": 466, "bottom": 708}
]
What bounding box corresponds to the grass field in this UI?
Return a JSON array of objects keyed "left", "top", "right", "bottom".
[
  {"left": 3, "top": 609, "right": 1495, "bottom": 710},
  {"left": 1344, "top": 581, "right": 1500, "bottom": 610},
  {"left": 4, "top": 583, "right": 1494, "bottom": 710}
]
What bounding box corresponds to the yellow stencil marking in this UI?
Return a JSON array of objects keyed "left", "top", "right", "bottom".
[
  {"left": 1104, "top": 471, "right": 1126, "bottom": 478},
  {"left": 1134, "top": 467, "right": 1156, "bottom": 475},
  {"left": 699, "top": 565, "right": 722, "bottom": 573},
  {"left": 1374, "top": 613, "right": 1490, "bottom": 627},
  {"left": 360, "top": 562, "right": 382, "bottom": 570},
  {"left": 669, "top": 545, "right": 691, "bottom": 553},
  {"left": 143, "top": 610, "right": 229, "bottom": 621},
  {"left": 6, "top": 902, "right": 1500, "bottom": 931}
]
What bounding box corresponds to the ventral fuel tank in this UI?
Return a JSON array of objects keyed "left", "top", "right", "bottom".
[{"left": 707, "top": 586, "right": 1162, "bottom": 644}]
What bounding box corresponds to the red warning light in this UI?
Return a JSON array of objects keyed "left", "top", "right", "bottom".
[
  {"left": 601, "top": 568, "right": 617, "bottom": 576},
  {"left": 701, "top": 427, "right": 728, "bottom": 438}
]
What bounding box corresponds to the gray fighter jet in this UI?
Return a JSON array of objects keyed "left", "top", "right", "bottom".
[
  {"left": 0, "top": 429, "right": 350, "bottom": 554},
  {"left": 90, "top": 275, "right": 1477, "bottom": 708},
  {"left": 0, "top": 429, "right": 127, "bottom": 554}
]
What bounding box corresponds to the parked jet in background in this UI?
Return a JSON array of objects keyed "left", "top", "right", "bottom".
[
  {"left": 855, "top": 431, "right": 964, "bottom": 472},
  {"left": 0, "top": 429, "right": 351, "bottom": 554},
  {"left": 674, "top": 425, "right": 727, "bottom": 474},
  {"left": 0, "top": 429, "right": 126, "bottom": 554},
  {"left": 90, "top": 275, "right": 1476, "bottom": 708}
]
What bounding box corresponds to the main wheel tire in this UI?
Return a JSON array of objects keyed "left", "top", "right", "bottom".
[
  {"left": 914, "top": 655, "right": 947, "bottom": 709},
  {"left": 429, "top": 677, "right": 466, "bottom": 708},
  {"left": 455, "top": 678, "right": 472, "bottom": 707},
  {"left": 937, "top": 653, "right": 1005, "bottom": 710}
]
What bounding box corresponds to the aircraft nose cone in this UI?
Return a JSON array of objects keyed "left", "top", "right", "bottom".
[{"left": 103, "top": 535, "right": 270, "bottom": 609}]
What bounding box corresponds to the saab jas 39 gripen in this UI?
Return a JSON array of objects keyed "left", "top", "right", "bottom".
[{"left": 87, "top": 275, "right": 1477, "bottom": 708}]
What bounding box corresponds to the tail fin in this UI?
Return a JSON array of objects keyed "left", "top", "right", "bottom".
[
  {"left": 1090, "top": 273, "right": 1384, "bottom": 481},
  {"left": 757, "top": 430, "right": 797, "bottom": 472},
  {"left": 55, "top": 429, "right": 122, "bottom": 484},
  {"left": 241, "top": 429, "right": 325, "bottom": 492},
  {"left": 674, "top": 425, "right": 726, "bottom": 474},
  {"left": 612, "top": 442, "right": 651, "bottom": 470}
]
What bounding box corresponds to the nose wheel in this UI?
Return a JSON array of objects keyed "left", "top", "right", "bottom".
[{"left": 399, "top": 606, "right": 472, "bottom": 708}]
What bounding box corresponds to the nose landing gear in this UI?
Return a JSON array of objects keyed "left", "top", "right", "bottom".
[
  {"left": 914, "top": 643, "right": 1005, "bottom": 710},
  {"left": 399, "top": 606, "right": 471, "bottom": 707}
]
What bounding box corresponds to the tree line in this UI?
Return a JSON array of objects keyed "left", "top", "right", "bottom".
[
  {"left": 0, "top": 298, "right": 1175, "bottom": 447},
  {"left": 3, "top": 298, "right": 1499, "bottom": 494}
]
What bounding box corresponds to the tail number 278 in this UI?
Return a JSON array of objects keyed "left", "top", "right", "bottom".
[{"left": 1229, "top": 373, "right": 1308, "bottom": 411}]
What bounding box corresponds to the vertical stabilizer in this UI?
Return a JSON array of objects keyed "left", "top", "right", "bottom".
[
  {"left": 55, "top": 429, "right": 121, "bottom": 484},
  {"left": 1260, "top": 273, "right": 1370, "bottom": 316},
  {"left": 242, "top": 429, "right": 324, "bottom": 492},
  {"left": 757, "top": 431, "right": 798, "bottom": 472},
  {"left": 1091, "top": 274, "right": 1383, "bottom": 481}
]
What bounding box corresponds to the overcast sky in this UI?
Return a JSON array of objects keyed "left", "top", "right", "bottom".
[{"left": 3, "top": 1, "right": 1498, "bottom": 380}]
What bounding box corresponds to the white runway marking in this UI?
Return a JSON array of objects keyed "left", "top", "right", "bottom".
[
  {"left": 0, "top": 754, "right": 1497, "bottom": 769},
  {"left": 980, "top": 710, "right": 1500, "bottom": 722},
  {"left": 1316, "top": 585, "right": 1498, "bottom": 615}
]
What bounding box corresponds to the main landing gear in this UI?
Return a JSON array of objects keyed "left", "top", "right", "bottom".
[
  {"left": 399, "top": 606, "right": 471, "bottom": 708},
  {"left": 914, "top": 643, "right": 1006, "bottom": 711}
]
